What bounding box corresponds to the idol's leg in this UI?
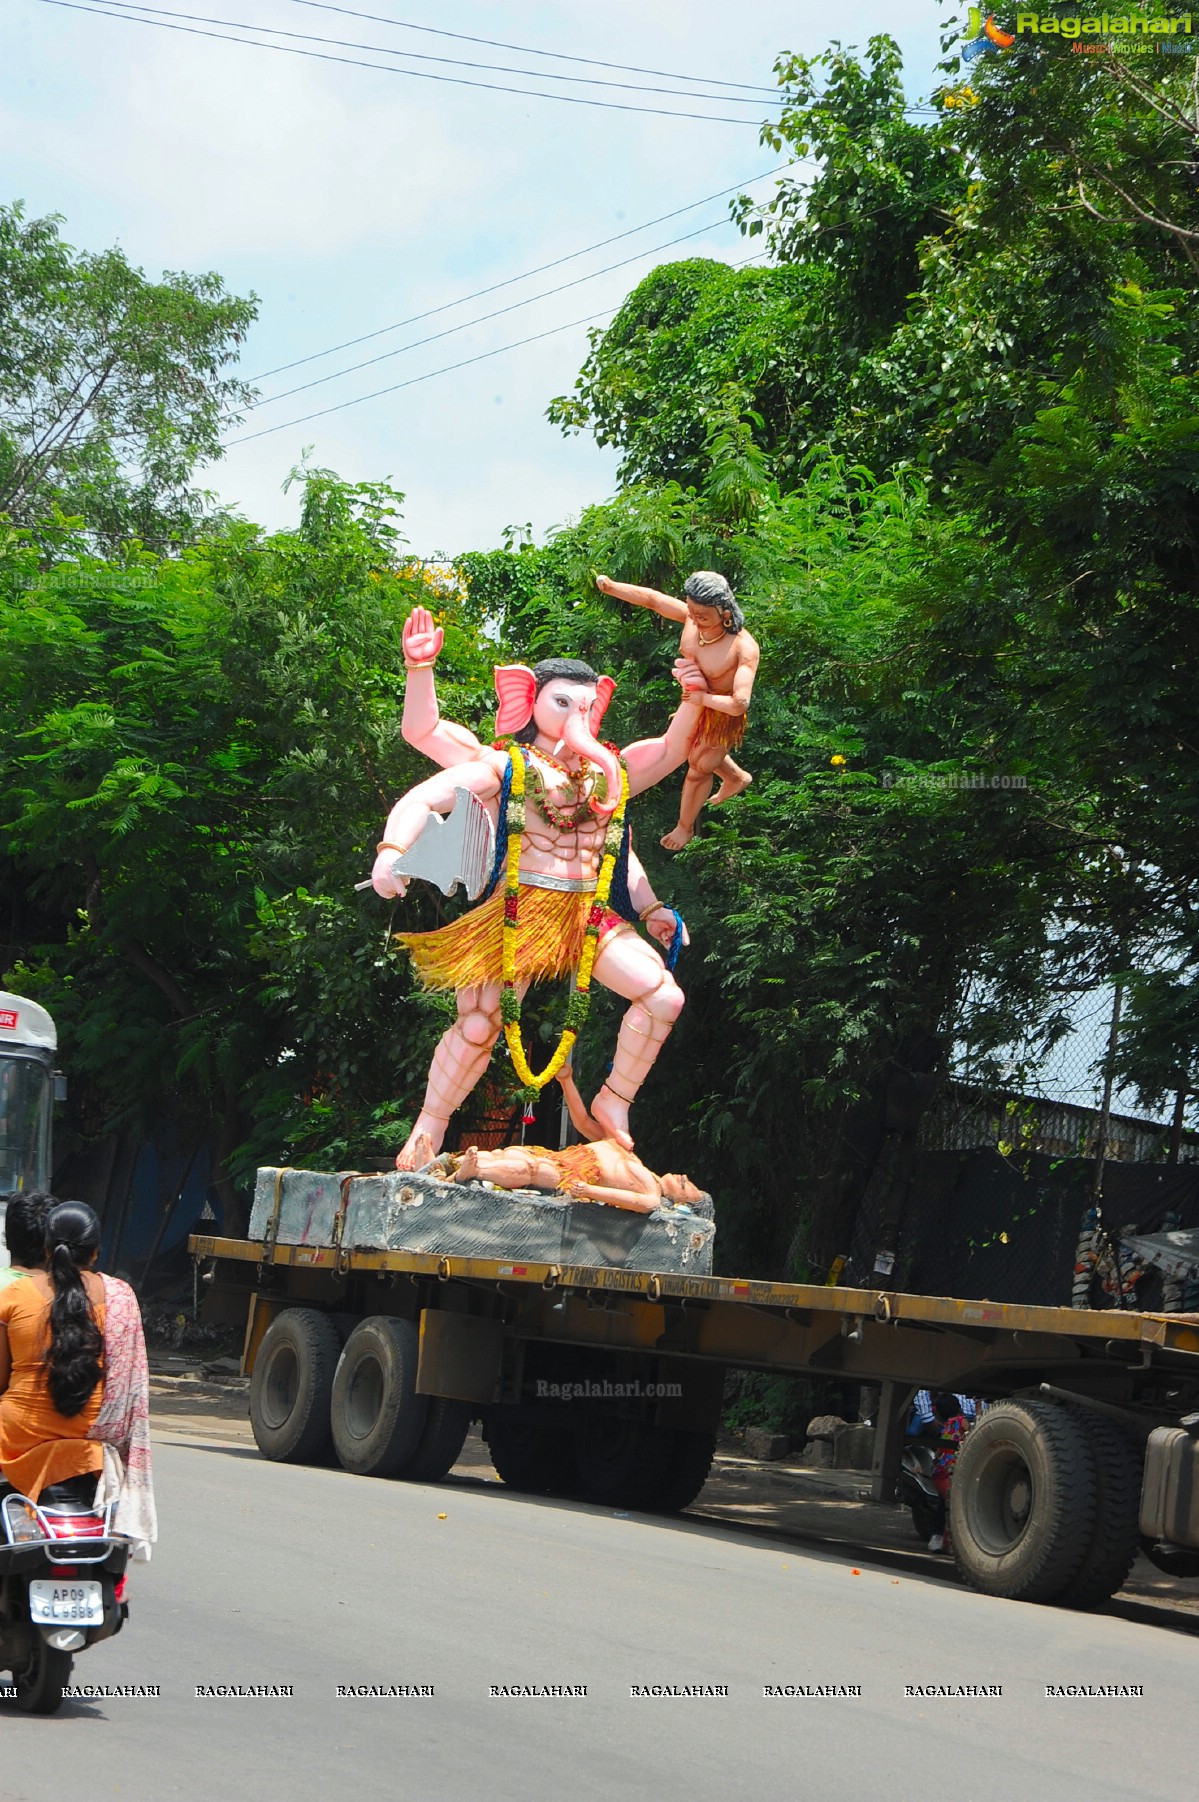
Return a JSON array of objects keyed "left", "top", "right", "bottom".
[
  {"left": 395, "top": 980, "right": 522, "bottom": 1168},
  {"left": 661, "top": 741, "right": 727, "bottom": 851},
  {"left": 588, "top": 932, "right": 685, "bottom": 1149},
  {"left": 711, "top": 754, "right": 752, "bottom": 806}
]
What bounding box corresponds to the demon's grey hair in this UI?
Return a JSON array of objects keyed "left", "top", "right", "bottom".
[{"left": 683, "top": 570, "right": 743, "bottom": 635}]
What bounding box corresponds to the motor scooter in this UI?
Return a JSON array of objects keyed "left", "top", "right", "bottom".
[{"left": 0, "top": 1485, "right": 129, "bottom": 1713}]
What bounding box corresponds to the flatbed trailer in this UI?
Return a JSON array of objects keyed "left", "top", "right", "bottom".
[{"left": 191, "top": 1228, "right": 1199, "bottom": 1609}]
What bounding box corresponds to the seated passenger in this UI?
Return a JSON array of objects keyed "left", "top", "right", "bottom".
[{"left": 0, "top": 1198, "right": 105, "bottom": 1503}]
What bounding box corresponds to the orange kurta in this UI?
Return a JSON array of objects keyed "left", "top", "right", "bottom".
[{"left": 0, "top": 1278, "right": 105, "bottom": 1501}]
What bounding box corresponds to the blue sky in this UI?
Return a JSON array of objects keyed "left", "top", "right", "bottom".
[{"left": 3, "top": 1, "right": 951, "bottom": 554}]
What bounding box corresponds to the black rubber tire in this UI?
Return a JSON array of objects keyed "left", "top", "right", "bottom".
[
  {"left": 650, "top": 1429, "right": 717, "bottom": 1514},
  {"left": 404, "top": 1398, "right": 473, "bottom": 1484},
  {"left": 949, "top": 1400, "right": 1098, "bottom": 1603},
  {"left": 484, "top": 1414, "right": 578, "bottom": 1496},
  {"left": 573, "top": 1417, "right": 676, "bottom": 1510},
  {"left": 249, "top": 1308, "right": 342, "bottom": 1464},
  {"left": 13, "top": 1641, "right": 73, "bottom": 1714},
  {"left": 1058, "top": 1410, "right": 1143, "bottom": 1610},
  {"left": 331, "top": 1317, "right": 429, "bottom": 1477}
]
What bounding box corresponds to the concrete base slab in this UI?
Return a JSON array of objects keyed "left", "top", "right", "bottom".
[{"left": 250, "top": 1166, "right": 715, "bottom": 1274}]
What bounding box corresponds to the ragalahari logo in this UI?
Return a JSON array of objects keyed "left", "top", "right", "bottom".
[
  {"left": 962, "top": 10, "right": 1018, "bottom": 57},
  {"left": 961, "top": 11, "right": 1199, "bottom": 56}
]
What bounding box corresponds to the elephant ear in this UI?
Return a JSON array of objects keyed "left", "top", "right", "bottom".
[
  {"left": 590, "top": 675, "right": 617, "bottom": 736},
  {"left": 494, "top": 665, "right": 537, "bottom": 734}
]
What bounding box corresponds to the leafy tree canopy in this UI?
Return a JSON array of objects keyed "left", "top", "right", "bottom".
[{"left": 0, "top": 203, "right": 258, "bottom": 553}]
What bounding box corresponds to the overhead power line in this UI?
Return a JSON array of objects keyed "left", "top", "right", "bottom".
[
  {"left": 246, "top": 165, "right": 789, "bottom": 383},
  {"left": 34, "top": 0, "right": 774, "bottom": 123},
  {"left": 86, "top": 0, "right": 774, "bottom": 105},
  {"left": 225, "top": 251, "right": 770, "bottom": 446},
  {"left": 279, "top": 0, "right": 783, "bottom": 95},
  {"left": 253, "top": 215, "right": 743, "bottom": 409}
]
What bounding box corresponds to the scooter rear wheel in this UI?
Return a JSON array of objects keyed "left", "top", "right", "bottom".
[{"left": 11, "top": 1641, "right": 73, "bottom": 1714}]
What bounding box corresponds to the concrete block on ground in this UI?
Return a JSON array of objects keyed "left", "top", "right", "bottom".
[
  {"left": 250, "top": 1167, "right": 714, "bottom": 1274},
  {"left": 830, "top": 1422, "right": 875, "bottom": 1470},
  {"left": 744, "top": 1428, "right": 790, "bottom": 1461}
]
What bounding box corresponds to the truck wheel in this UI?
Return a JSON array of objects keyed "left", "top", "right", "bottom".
[
  {"left": 574, "top": 1417, "right": 675, "bottom": 1510},
  {"left": 1059, "top": 1410, "right": 1143, "bottom": 1610},
  {"left": 249, "top": 1308, "right": 341, "bottom": 1464},
  {"left": 331, "top": 1317, "right": 429, "bottom": 1477},
  {"left": 651, "top": 1429, "right": 717, "bottom": 1514},
  {"left": 949, "top": 1400, "right": 1097, "bottom": 1602},
  {"left": 405, "top": 1398, "right": 473, "bottom": 1484},
  {"left": 12, "top": 1641, "right": 73, "bottom": 1714},
  {"left": 484, "top": 1414, "right": 577, "bottom": 1496}
]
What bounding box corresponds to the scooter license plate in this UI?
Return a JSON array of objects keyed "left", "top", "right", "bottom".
[{"left": 28, "top": 1579, "right": 104, "bottom": 1627}]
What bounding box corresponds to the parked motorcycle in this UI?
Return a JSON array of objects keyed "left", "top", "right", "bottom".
[
  {"left": 898, "top": 1442, "right": 945, "bottom": 1545},
  {"left": 0, "top": 1486, "right": 129, "bottom": 1713}
]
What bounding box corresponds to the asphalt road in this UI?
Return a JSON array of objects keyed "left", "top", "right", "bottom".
[{"left": 1, "top": 1429, "right": 1195, "bottom": 1802}]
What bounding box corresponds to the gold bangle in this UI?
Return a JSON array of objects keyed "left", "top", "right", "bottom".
[
  {"left": 601, "top": 1078, "right": 636, "bottom": 1106},
  {"left": 404, "top": 659, "right": 437, "bottom": 670},
  {"left": 376, "top": 840, "right": 410, "bottom": 857},
  {"left": 638, "top": 902, "right": 666, "bottom": 921}
]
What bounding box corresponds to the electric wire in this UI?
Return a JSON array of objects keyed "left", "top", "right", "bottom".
[
  {"left": 33, "top": 0, "right": 776, "bottom": 123},
  {"left": 225, "top": 251, "right": 769, "bottom": 445},
  {"left": 252, "top": 215, "right": 742, "bottom": 409},
  {"left": 279, "top": 0, "right": 783, "bottom": 95},
  {"left": 247, "top": 166, "right": 788, "bottom": 383},
  {"left": 84, "top": 0, "right": 778, "bottom": 105}
]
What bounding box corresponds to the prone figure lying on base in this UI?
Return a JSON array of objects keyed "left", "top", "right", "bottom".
[{"left": 408, "top": 1070, "right": 703, "bottom": 1215}]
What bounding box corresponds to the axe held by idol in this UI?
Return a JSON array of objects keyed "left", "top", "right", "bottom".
[{"left": 354, "top": 786, "right": 496, "bottom": 901}]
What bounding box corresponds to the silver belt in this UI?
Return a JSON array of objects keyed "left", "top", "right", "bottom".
[{"left": 518, "top": 872, "right": 598, "bottom": 894}]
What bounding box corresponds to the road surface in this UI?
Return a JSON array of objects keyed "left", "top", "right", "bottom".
[{"left": 1, "top": 1427, "right": 1194, "bottom": 1801}]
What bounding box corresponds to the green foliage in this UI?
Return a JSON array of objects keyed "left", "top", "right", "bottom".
[{"left": 0, "top": 202, "right": 258, "bottom": 551}]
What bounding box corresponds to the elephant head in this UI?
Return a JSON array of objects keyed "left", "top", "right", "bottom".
[{"left": 494, "top": 659, "right": 621, "bottom": 817}]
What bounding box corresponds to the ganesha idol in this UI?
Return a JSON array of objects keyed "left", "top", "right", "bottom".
[{"left": 370, "top": 607, "right": 707, "bottom": 1170}]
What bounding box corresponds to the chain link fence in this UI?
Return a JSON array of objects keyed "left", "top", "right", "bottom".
[{"left": 841, "top": 977, "right": 1199, "bottom": 1311}]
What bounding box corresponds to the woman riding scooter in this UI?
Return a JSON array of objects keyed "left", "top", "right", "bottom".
[{"left": 0, "top": 1200, "right": 107, "bottom": 1506}]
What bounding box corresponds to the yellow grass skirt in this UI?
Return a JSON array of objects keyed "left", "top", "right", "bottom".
[{"left": 395, "top": 884, "right": 626, "bottom": 994}]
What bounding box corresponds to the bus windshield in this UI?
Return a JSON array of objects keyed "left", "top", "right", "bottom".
[{"left": 0, "top": 1054, "right": 53, "bottom": 1194}]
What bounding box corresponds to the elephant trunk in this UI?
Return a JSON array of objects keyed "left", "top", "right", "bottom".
[{"left": 562, "top": 712, "right": 621, "bottom": 818}]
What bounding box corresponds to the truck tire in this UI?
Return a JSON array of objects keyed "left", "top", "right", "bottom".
[
  {"left": 651, "top": 1429, "right": 717, "bottom": 1514},
  {"left": 1058, "top": 1410, "right": 1143, "bottom": 1610},
  {"left": 249, "top": 1308, "right": 341, "bottom": 1464},
  {"left": 404, "top": 1398, "right": 473, "bottom": 1484},
  {"left": 573, "top": 1417, "right": 675, "bottom": 1510},
  {"left": 949, "top": 1400, "right": 1097, "bottom": 1603},
  {"left": 331, "top": 1317, "right": 429, "bottom": 1477},
  {"left": 484, "top": 1414, "right": 577, "bottom": 1496}
]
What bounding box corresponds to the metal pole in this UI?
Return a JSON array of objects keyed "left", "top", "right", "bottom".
[{"left": 1091, "top": 981, "right": 1124, "bottom": 1201}]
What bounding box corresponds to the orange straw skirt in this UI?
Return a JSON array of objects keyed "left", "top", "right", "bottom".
[{"left": 692, "top": 708, "right": 746, "bottom": 752}]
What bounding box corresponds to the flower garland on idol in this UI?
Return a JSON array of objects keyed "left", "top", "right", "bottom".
[{"left": 498, "top": 744, "right": 630, "bottom": 1119}]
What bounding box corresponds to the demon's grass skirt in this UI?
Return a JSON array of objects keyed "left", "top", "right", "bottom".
[
  {"left": 395, "top": 884, "right": 626, "bottom": 994},
  {"left": 692, "top": 708, "right": 746, "bottom": 752}
]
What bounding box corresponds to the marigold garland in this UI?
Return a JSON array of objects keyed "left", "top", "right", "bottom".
[{"left": 500, "top": 745, "right": 629, "bottom": 1110}]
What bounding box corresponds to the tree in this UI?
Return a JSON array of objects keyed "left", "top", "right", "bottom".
[{"left": 0, "top": 203, "right": 258, "bottom": 552}]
